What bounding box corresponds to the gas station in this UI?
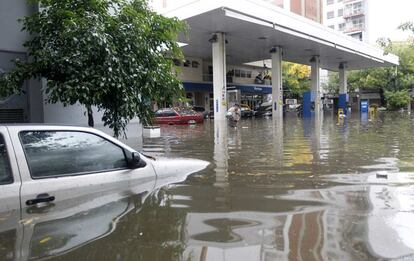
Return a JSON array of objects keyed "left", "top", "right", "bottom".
[{"left": 161, "top": 0, "right": 399, "bottom": 122}]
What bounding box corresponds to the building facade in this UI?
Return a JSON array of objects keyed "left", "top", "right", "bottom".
[
  {"left": 151, "top": 0, "right": 326, "bottom": 111},
  {"left": 323, "top": 0, "right": 369, "bottom": 42},
  {"left": 152, "top": 0, "right": 323, "bottom": 23}
]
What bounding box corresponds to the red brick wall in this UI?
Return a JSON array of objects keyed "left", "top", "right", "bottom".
[
  {"left": 305, "top": 0, "right": 318, "bottom": 22},
  {"left": 290, "top": 0, "right": 322, "bottom": 23},
  {"left": 290, "top": 0, "right": 302, "bottom": 15}
]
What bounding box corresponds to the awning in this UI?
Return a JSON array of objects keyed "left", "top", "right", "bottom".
[
  {"left": 162, "top": 0, "right": 399, "bottom": 71},
  {"left": 183, "top": 82, "right": 272, "bottom": 94}
]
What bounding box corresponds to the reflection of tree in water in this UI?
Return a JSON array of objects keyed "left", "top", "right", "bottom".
[{"left": 53, "top": 189, "right": 188, "bottom": 261}]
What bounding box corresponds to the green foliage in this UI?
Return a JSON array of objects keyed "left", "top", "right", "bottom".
[
  {"left": 384, "top": 90, "right": 411, "bottom": 110},
  {"left": 0, "top": 0, "right": 186, "bottom": 137},
  {"left": 323, "top": 72, "right": 339, "bottom": 94},
  {"left": 324, "top": 29, "right": 414, "bottom": 110},
  {"left": 282, "top": 62, "right": 311, "bottom": 98},
  {"left": 347, "top": 67, "right": 395, "bottom": 91}
]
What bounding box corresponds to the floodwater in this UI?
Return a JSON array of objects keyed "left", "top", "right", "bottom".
[{"left": 4, "top": 112, "right": 414, "bottom": 260}]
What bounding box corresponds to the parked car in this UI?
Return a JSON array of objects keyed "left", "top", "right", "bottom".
[
  {"left": 240, "top": 104, "right": 254, "bottom": 117},
  {"left": 192, "top": 106, "right": 209, "bottom": 118},
  {"left": 255, "top": 101, "right": 272, "bottom": 117},
  {"left": 154, "top": 108, "right": 204, "bottom": 125},
  {"left": 0, "top": 124, "right": 208, "bottom": 260}
]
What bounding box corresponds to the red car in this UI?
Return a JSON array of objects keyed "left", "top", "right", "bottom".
[{"left": 154, "top": 108, "right": 204, "bottom": 125}]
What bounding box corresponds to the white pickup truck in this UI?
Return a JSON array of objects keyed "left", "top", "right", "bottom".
[{"left": 0, "top": 125, "right": 208, "bottom": 260}]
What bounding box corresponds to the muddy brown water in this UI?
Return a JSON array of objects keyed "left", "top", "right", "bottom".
[{"left": 3, "top": 112, "right": 414, "bottom": 260}]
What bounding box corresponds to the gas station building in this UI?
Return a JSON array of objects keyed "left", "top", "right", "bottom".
[{"left": 157, "top": 0, "right": 399, "bottom": 120}]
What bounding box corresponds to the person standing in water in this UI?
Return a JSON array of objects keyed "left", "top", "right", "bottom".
[{"left": 228, "top": 104, "right": 241, "bottom": 127}]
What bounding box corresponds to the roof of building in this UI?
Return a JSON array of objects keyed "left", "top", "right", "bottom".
[{"left": 161, "top": 0, "right": 399, "bottom": 71}]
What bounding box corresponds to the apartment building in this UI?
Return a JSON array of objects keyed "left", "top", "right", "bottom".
[
  {"left": 324, "top": 0, "right": 369, "bottom": 42},
  {"left": 153, "top": 0, "right": 324, "bottom": 24}
]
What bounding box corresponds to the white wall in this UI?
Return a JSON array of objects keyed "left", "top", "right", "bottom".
[
  {"left": 178, "top": 57, "right": 203, "bottom": 82},
  {"left": 0, "top": 0, "right": 36, "bottom": 52},
  {"left": 43, "top": 100, "right": 143, "bottom": 149},
  {"left": 323, "top": 0, "right": 345, "bottom": 32},
  {"left": 0, "top": 0, "right": 44, "bottom": 123}
]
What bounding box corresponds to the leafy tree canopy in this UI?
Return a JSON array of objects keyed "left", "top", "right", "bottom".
[
  {"left": 282, "top": 62, "right": 311, "bottom": 98},
  {"left": 0, "top": 0, "right": 186, "bottom": 137},
  {"left": 323, "top": 39, "right": 414, "bottom": 101}
]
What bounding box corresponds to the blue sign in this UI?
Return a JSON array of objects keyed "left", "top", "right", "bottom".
[{"left": 360, "top": 100, "right": 369, "bottom": 113}]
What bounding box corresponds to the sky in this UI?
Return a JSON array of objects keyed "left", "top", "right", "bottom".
[{"left": 369, "top": 0, "right": 414, "bottom": 43}]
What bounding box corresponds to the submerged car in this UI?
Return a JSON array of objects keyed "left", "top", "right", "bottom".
[
  {"left": 192, "top": 106, "right": 209, "bottom": 118},
  {"left": 0, "top": 124, "right": 209, "bottom": 260},
  {"left": 154, "top": 108, "right": 204, "bottom": 125},
  {"left": 240, "top": 104, "right": 254, "bottom": 117}
]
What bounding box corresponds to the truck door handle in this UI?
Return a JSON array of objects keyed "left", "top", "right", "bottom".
[{"left": 26, "top": 193, "right": 55, "bottom": 206}]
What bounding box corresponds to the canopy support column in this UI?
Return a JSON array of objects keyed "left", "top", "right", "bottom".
[
  {"left": 271, "top": 46, "right": 283, "bottom": 120},
  {"left": 338, "top": 62, "right": 348, "bottom": 114},
  {"left": 311, "top": 56, "right": 321, "bottom": 117},
  {"left": 211, "top": 32, "right": 227, "bottom": 122}
]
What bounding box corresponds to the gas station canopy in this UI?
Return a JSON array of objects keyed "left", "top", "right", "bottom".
[{"left": 161, "top": 0, "right": 399, "bottom": 71}]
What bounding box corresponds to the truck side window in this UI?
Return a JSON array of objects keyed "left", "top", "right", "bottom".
[
  {"left": 20, "top": 131, "right": 128, "bottom": 179},
  {"left": 0, "top": 135, "right": 12, "bottom": 185}
]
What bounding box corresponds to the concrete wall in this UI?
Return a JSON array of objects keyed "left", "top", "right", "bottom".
[
  {"left": 0, "top": 0, "right": 36, "bottom": 52},
  {"left": 178, "top": 57, "right": 203, "bottom": 82},
  {"left": 0, "top": 0, "right": 142, "bottom": 147},
  {"left": 43, "top": 99, "right": 143, "bottom": 148},
  {"left": 0, "top": 0, "right": 44, "bottom": 123}
]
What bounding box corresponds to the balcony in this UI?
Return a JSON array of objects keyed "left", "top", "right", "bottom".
[
  {"left": 343, "top": 0, "right": 363, "bottom": 3},
  {"left": 344, "top": 24, "right": 365, "bottom": 33},
  {"left": 343, "top": 9, "right": 365, "bottom": 19}
]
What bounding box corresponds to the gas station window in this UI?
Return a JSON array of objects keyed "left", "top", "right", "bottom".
[{"left": 235, "top": 69, "right": 241, "bottom": 77}]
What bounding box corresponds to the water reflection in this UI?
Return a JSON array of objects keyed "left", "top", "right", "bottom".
[
  {"left": 3, "top": 113, "right": 414, "bottom": 260},
  {"left": 214, "top": 120, "right": 229, "bottom": 188}
]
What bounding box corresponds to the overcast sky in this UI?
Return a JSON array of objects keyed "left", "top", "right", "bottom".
[{"left": 370, "top": 0, "right": 414, "bottom": 42}]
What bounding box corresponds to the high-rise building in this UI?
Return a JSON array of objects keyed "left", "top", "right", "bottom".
[
  {"left": 324, "top": 0, "right": 368, "bottom": 42},
  {"left": 152, "top": 0, "right": 324, "bottom": 24}
]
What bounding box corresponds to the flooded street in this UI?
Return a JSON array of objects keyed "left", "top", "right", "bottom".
[{"left": 4, "top": 112, "right": 414, "bottom": 260}]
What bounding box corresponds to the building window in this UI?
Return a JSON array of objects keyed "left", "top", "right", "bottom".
[
  {"left": 345, "top": 2, "right": 364, "bottom": 17},
  {"left": 327, "top": 0, "right": 334, "bottom": 5},
  {"left": 338, "top": 9, "right": 343, "bottom": 17},
  {"left": 352, "top": 17, "right": 364, "bottom": 29},
  {"left": 183, "top": 60, "right": 191, "bottom": 67},
  {"left": 351, "top": 32, "right": 363, "bottom": 41},
  {"left": 192, "top": 61, "right": 199, "bottom": 68},
  {"left": 338, "top": 23, "right": 346, "bottom": 31},
  {"left": 328, "top": 25, "right": 335, "bottom": 29},
  {"left": 235, "top": 69, "right": 241, "bottom": 77},
  {"left": 327, "top": 11, "right": 334, "bottom": 19}
]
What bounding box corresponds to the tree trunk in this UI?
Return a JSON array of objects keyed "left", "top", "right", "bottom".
[{"left": 87, "top": 105, "right": 94, "bottom": 127}]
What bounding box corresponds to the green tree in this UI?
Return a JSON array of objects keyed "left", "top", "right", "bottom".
[
  {"left": 0, "top": 0, "right": 186, "bottom": 137},
  {"left": 384, "top": 90, "right": 411, "bottom": 110},
  {"left": 324, "top": 25, "right": 414, "bottom": 108},
  {"left": 323, "top": 72, "right": 339, "bottom": 94},
  {"left": 282, "top": 62, "right": 311, "bottom": 98}
]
